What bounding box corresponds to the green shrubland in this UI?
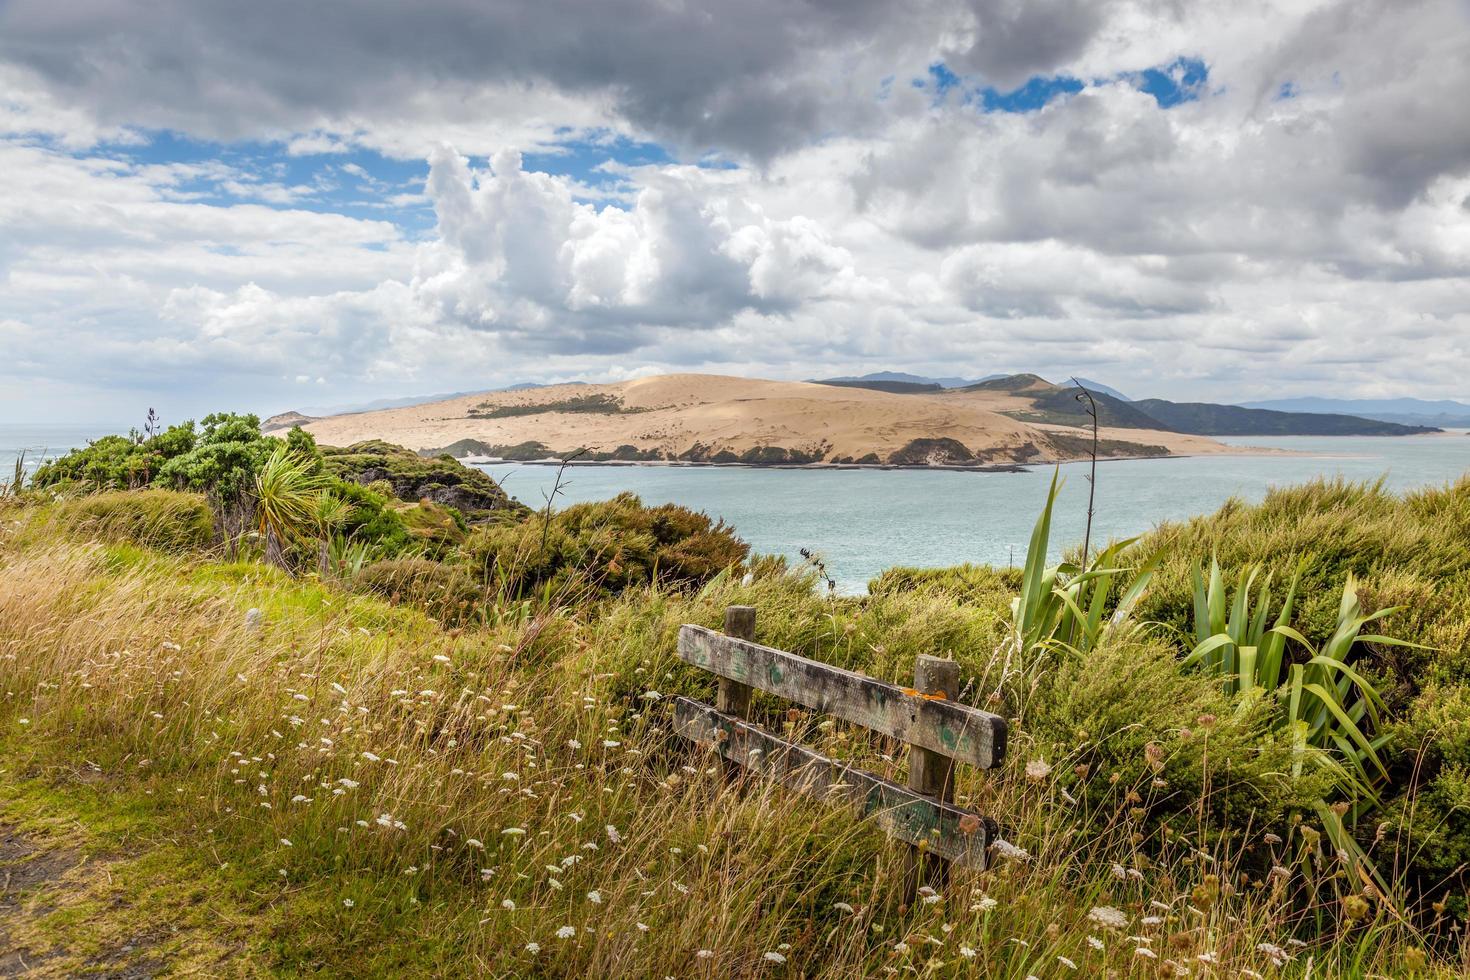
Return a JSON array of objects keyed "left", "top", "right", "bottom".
[{"left": 1, "top": 455, "right": 1467, "bottom": 975}]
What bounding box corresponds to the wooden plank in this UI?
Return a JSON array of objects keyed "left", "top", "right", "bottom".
[
  {"left": 678, "top": 624, "right": 1007, "bottom": 768},
  {"left": 672, "top": 697, "right": 995, "bottom": 868}
]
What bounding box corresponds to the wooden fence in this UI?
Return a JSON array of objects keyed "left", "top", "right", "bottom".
[{"left": 671, "top": 605, "right": 1008, "bottom": 897}]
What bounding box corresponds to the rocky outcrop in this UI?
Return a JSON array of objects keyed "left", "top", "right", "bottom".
[{"left": 320, "top": 440, "right": 527, "bottom": 521}]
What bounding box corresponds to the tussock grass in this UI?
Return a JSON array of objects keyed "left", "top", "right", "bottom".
[{"left": 0, "top": 499, "right": 1464, "bottom": 975}]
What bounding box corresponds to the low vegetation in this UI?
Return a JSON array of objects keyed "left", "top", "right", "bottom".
[
  {"left": 1, "top": 428, "right": 1467, "bottom": 976},
  {"left": 468, "top": 393, "right": 647, "bottom": 419}
]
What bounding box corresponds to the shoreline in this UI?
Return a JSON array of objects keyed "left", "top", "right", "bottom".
[{"left": 454, "top": 446, "right": 1293, "bottom": 473}]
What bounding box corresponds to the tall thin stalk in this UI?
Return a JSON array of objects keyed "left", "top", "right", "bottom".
[
  {"left": 1070, "top": 378, "right": 1099, "bottom": 570},
  {"left": 539, "top": 447, "right": 588, "bottom": 557}
]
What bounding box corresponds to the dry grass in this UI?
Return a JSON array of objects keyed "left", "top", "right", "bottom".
[{"left": 0, "top": 507, "right": 1462, "bottom": 976}]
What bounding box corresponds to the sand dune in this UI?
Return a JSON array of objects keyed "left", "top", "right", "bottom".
[{"left": 290, "top": 374, "right": 1246, "bottom": 466}]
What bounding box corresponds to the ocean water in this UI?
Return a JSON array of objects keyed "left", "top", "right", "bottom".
[
  {"left": 6, "top": 423, "right": 1467, "bottom": 593},
  {"left": 474, "top": 432, "right": 1470, "bottom": 591},
  {"left": 0, "top": 423, "right": 112, "bottom": 480}
]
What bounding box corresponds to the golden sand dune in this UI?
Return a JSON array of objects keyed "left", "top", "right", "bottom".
[{"left": 289, "top": 374, "right": 1243, "bottom": 466}]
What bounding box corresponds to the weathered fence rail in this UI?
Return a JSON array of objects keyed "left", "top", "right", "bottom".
[{"left": 671, "top": 606, "right": 1007, "bottom": 894}]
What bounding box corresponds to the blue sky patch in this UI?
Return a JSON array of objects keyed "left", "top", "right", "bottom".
[
  {"left": 982, "top": 75, "right": 1085, "bottom": 112},
  {"left": 913, "top": 55, "right": 1210, "bottom": 114},
  {"left": 92, "top": 130, "right": 438, "bottom": 234},
  {"left": 1133, "top": 57, "right": 1209, "bottom": 107}
]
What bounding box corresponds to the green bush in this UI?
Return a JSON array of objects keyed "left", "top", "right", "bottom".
[
  {"left": 1133, "top": 476, "right": 1470, "bottom": 906},
  {"left": 53, "top": 490, "right": 215, "bottom": 553},
  {"left": 1024, "top": 636, "right": 1332, "bottom": 840},
  {"left": 465, "top": 492, "right": 747, "bottom": 597},
  {"left": 32, "top": 423, "right": 198, "bottom": 491},
  {"left": 155, "top": 413, "right": 274, "bottom": 501},
  {"left": 868, "top": 562, "right": 1022, "bottom": 605}
]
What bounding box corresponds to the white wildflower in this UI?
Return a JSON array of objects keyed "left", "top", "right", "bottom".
[
  {"left": 587, "top": 890, "right": 602, "bottom": 904},
  {"left": 1256, "top": 942, "right": 1289, "bottom": 967},
  {"left": 606, "top": 825, "right": 623, "bottom": 844},
  {"left": 990, "top": 839, "right": 1031, "bottom": 863},
  {"left": 556, "top": 925, "right": 576, "bottom": 939},
  {"left": 466, "top": 839, "right": 484, "bottom": 849},
  {"left": 525, "top": 943, "right": 540, "bottom": 954},
  {"left": 1088, "top": 906, "right": 1128, "bottom": 929},
  {"left": 763, "top": 951, "right": 786, "bottom": 963}
]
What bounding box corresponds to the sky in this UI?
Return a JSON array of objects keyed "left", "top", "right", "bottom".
[{"left": 2, "top": 0, "right": 1468, "bottom": 425}]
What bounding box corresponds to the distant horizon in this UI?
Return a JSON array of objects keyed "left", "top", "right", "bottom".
[{"left": 9, "top": 367, "right": 1470, "bottom": 430}]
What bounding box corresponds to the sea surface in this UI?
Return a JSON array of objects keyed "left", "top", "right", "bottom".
[
  {"left": 0, "top": 423, "right": 113, "bottom": 481},
  {"left": 474, "top": 433, "right": 1470, "bottom": 591},
  {"left": 6, "top": 423, "right": 1468, "bottom": 593}
]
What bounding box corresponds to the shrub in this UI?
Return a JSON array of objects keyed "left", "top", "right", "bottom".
[
  {"left": 31, "top": 423, "right": 199, "bottom": 491},
  {"left": 868, "top": 562, "right": 1021, "bottom": 605},
  {"left": 52, "top": 490, "right": 215, "bottom": 552},
  {"left": 465, "top": 493, "right": 747, "bottom": 598},
  {"left": 1133, "top": 476, "right": 1470, "bottom": 908},
  {"left": 1023, "top": 636, "right": 1333, "bottom": 843},
  {"left": 155, "top": 412, "right": 275, "bottom": 502}
]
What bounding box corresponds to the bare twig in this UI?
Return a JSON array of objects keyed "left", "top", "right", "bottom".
[
  {"left": 540, "top": 447, "right": 589, "bottom": 556},
  {"left": 1069, "top": 378, "right": 1099, "bottom": 571}
]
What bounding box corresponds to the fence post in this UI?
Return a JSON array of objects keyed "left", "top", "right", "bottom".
[
  {"left": 904, "top": 654, "right": 960, "bottom": 903},
  {"left": 716, "top": 606, "right": 757, "bottom": 783}
]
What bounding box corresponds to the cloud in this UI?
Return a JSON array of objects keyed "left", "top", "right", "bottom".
[
  {"left": 412, "top": 146, "right": 856, "bottom": 350},
  {"left": 1, "top": 0, "right": 1468, "bottom": 422},
  {"left": 0, "top": 0, "right": 1179, "bottom": 160}
]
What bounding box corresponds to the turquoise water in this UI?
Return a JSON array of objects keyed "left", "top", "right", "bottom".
[
  {"left": 475, "top": 433, "right": 1470, "bottom": 591},
  {"left": 6, "top": 423, "right": 1467, "bottom": 593}
]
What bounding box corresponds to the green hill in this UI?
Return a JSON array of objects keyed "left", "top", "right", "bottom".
[
  {"left": 963, "top": 375, "right": 1174, "bottom": 430},
  {"left": 1131, "top": 399, "right": 1438, "bottom": 436}
]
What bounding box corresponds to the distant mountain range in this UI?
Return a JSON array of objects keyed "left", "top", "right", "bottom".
[
  {"left": 1239, "top": 397, "right": 1470, "bottom": 429},
  {"left": 937, "top": 375, "right": 1436, "bottom": 437},
  {"left": 814, "top": 371, "right": 985, "bottom": 389},
  {"left": 814, "top": 372, "right": 1133, "bottom": 401},
  {"left": 1132, "top": 399, "right": 1436, "bottom": 437}
]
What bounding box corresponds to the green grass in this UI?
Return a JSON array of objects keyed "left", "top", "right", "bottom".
[
  {"left": 468, "top": 394, "right": 646, "bottom": 419},
  {"left": 1, "top": 486, "right": 1467, "bottom": 975}
]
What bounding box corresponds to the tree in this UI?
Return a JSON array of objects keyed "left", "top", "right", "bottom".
[{"left": 253, "top": 445, "right": 328, "bottom": 570}]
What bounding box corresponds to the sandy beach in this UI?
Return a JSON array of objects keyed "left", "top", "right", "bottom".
[{"left": 290, "top": 374, "right": 1265, "bottom": 466}]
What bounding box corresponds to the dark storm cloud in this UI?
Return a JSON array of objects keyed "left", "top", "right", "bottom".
[{"left": 0, "top": 0, "right": 1148, "bottom": 159}]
